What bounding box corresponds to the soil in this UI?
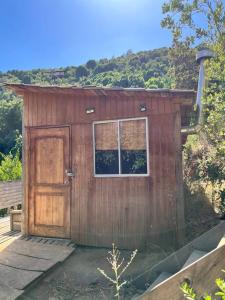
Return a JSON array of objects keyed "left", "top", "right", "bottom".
[
  {"left": 20, "top": 246, "right": 168, "bottom": 300},
  {"left": 184, "top": 182, "right": 220, "bottom": 243},
  {"left": 20, "top": 185, "right": 220, "bottom": 300}
]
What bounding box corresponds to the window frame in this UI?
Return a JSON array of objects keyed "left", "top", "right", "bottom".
[{"left": 93, "top": 117, "right": 150, "bottom": 177}]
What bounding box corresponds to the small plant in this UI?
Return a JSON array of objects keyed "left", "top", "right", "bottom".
[
  {"left": 181, "top": 281, "right": 198, "bottom": 300},
  {"left": 0, "top": 151, "right": 22, "bottom": 181},
  {"left": 181, "top": 270, "right": 225, "bottom": 300},
  {"left": 97, "top": 243, "right": 138, "bottom": 299}
]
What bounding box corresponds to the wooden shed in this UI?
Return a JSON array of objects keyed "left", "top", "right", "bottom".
[{"left": 6, "top": 84, "right": 194, "bottom": 249}]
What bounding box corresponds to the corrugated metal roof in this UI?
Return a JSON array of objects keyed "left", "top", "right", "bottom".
[{"left": 3, "top": 83, "right": 195, "bottom": 102}]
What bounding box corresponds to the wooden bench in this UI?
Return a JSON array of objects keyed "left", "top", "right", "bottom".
[
  {"left": 10, "top": 210, "right": 22, "bottom": 231},
  {"left": 0, "top": 181, "right": 22, "bottom": 231}
]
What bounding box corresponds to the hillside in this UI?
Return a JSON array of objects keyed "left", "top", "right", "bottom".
[
  {"left": 0, "top": 47, "right": 195, "bottom": 154},
  {"left": 0, "top": 47, "right": 171, "bottom": 92},
  {"left": 0, "top": 46, "right": 192, "bottom": 154}
]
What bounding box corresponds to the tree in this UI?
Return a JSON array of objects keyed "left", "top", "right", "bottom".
[
  {"left": 204, "top": 41, "right": 225, "bottom": 156},
  {"left": 21, "top": 74, "right": 31, "bottom": 84},
  {"left": 0, "top": 99, "right": 22, "bottom": 155},
  {"left": 145, "top": 77, "right": 165, "bottom": 89},
  {"left": 161, "top": 0, "right": 224, "bottom": 45},
  {"left": 128, "top": 73, "right": 145, "bottom": 87},
  {"left": 86, "top": 59, "right": 97, "bottom": 69},
  {"left": 161, "top": 0, "right": 224, "bottom": 89},
  {"left": 168, "top": 41, "right": 198, "bottom": 89},
  {"left": 161, "top": 0, "right": 225, "bottom": 213},
  {"left": 0, "top": 152, "right": 22, "bottom": 181},
  {"left": 75, "top": 65, "right": 89, "bottom": 79}
]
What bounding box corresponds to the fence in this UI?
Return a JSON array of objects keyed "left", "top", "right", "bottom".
[{"left": 0, "top": 181, "right": 22, "bottom": 210}]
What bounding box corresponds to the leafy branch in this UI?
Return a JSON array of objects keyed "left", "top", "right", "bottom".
[{"left": 181, "top": 270, "right": 225, "bottom": 300}]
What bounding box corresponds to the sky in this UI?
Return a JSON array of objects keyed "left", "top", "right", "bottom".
[{"left": 0, "top": 0, "right": 172, "bottom": 72}]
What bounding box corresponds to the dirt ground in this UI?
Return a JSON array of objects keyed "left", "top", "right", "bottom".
[
  {"left": 19, "top": 188, "right": 220, "bottom": 300},
  {"left": 20, "top": 245, "right": 169, "bottom": 300},
  {"left": 184, "top": 182, "right": 220, "bottom": 243}
]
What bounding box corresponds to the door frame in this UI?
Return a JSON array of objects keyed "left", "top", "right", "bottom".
[{"left": 25, "top": 124, "right": 72, "bottom": 238}]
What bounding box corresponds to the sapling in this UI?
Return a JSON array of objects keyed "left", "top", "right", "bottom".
[{"left": 97, "top": 243, "right": 138, "bottom": 299}]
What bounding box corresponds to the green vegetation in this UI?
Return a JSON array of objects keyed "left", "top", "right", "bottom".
[
  {"left": 0, "top": 152, "right": 22, "bottom": 181},
  {"left": 0, "top": 47, "right": 173, "bottom": 181},
  {"left": 0, "top": 134, "right": 22, "bottom": 181},
  {"left": 0, "top": 47, "right": 171, "bottom": 91},
  {"left": 0, "top": 1, "right": 224, "bottom": 225},
  {"left": 161, "top": 0, "right": 225, "bottom": 217},
  {"left": 0, "top": 99, "right": 22, "bottom": 155},
  {"left": 181, "top": 271, "right": 225, "bottom": 300}
]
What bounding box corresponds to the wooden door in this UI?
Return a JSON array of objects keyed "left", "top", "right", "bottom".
[{"left": 29, "top": 126, "right": 71, "bottom": 238}]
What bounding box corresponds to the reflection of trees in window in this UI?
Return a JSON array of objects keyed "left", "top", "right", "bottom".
[
  {"left": 94, "top": 119, "right": 148, "bottom": 176},
  {"left": 121, "top": 150, "right": 147, "bottom": 174},
  {"left": 95, "top": 150, "right": 119, "bottom": 174}
]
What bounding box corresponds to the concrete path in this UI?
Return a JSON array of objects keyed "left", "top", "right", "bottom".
[{"left": 0, "top": 217, "right": 75, "bottom": 300}]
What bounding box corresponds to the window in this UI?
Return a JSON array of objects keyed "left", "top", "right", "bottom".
[{"left": 93, "top": 118, "right": 149, "bottom": 176}]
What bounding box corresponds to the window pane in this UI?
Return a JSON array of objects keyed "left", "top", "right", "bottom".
[
  {"left": 120, "top": 119, "right": 147, "bottom": 174},
  {"left": 121, "top": 150, "right": 147, "bottom": 174},
  {"left": 95, "top": 122, "right": 119, "bottom": 174},
  {"left": 120, "top": 119, "right": 146, "bottom": 150},
  {"left": 95, "top": 122, "right": 118, "bottom": 150},
  {"left": 95, "top": 150, "right": 119, "bottom": 174}
]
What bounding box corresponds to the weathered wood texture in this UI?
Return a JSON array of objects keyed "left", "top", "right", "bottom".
[
  {"left": 0, "top": 181, "right": 22, "bottom": 209},
  {"left": 10, "top": 210, "right": 22, "bottom": 231},
  {"left": 28, "top": 127, "right": 71, "bottom": 238},
  {"left": 21, "top": 90, "right": 193, "bottom": 249}
]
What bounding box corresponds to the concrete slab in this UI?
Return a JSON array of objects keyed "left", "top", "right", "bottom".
[
  {"left": 0, "top": 217, "right": 76, "bottom": 298},
  {"left": 5, "top": 239, "right": 74, "bottom": 262},
  {"left": 0, "top": 251, "right": 56, "bottom": 271},
  {"left": 0, "top": 264, "right": 42, "bottom": 290},
  {"left": 0, "top": 282, "right": 23, "bottom": 300}
]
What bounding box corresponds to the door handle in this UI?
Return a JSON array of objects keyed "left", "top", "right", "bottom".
[{"left": 65, "top": 170, "right": 75, "bottom": 177}]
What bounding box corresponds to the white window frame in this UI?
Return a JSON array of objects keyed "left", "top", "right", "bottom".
[{"left": 93, "top": 117, "right": 150, "bottom": 177}]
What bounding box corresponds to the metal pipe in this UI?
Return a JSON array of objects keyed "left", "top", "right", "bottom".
[{"left": 181, "top": 49, "right": 215, "bottom": 134}]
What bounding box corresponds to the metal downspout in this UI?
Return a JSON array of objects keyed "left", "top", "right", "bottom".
[{"left": 181, "top": 49, "right": 215, "bottom": 135}]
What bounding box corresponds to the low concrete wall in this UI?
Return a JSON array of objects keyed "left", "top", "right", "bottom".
[
  {"left": 0, "top": 181, "right": 22, "bottom": 209},
  {"left": 134, "top": 221, "right": 225, "bottom": 289},
  {"left": 140, "top": 242, "right": 225, "bottom": 300}
]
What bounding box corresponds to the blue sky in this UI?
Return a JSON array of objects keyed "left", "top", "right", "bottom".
[{"left": 0, "top": 0, "right": 172, "bottom": 72}]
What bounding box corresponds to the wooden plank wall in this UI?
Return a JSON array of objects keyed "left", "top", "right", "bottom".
[
  {"left": 0, "top": 181, "right": 22, "bottom": 209},
  {"left": 23, "top": 92, "right": 183, "bottom": 249}
]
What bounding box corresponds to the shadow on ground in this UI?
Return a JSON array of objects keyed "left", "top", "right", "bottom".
[{"left": 20, "top": 245, "right": 168, "bottom": 299}]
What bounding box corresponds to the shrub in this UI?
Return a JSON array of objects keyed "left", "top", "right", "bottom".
[{"left": 0, "top": 152, "right": 22, "bottom": 181}]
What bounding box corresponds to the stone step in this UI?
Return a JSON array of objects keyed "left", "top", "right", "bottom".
[
  {"left": 148, "top": 272, "right": 172, "bottom": 291},
  {"left": 182, "top": 250, "right": 207, "bottom": 269}
]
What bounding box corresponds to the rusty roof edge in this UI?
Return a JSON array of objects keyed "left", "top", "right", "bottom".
[{"left": 3, "top": 83, "right": 195, "bottom": 95}]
